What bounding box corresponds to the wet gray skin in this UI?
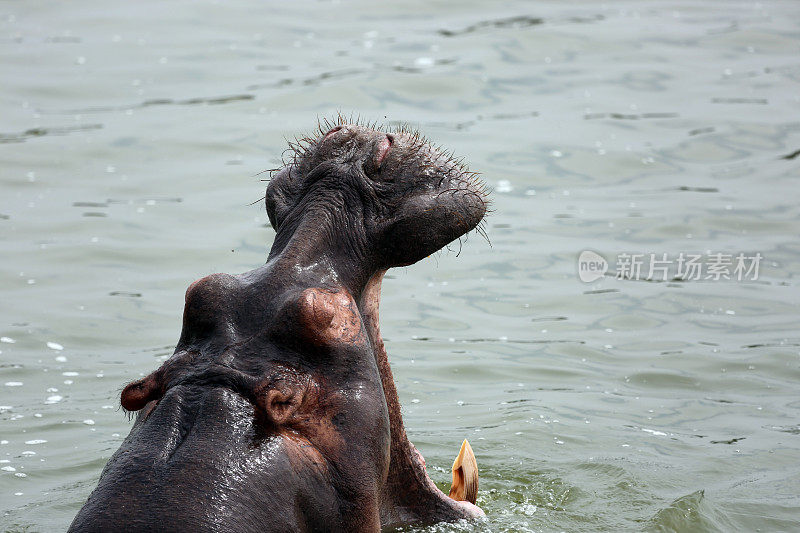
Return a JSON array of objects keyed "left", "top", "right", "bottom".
[{"left": 68, "top": 120, "right": 488, "bottom": 532}]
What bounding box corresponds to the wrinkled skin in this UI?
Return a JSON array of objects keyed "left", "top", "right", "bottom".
[{"left": 69, "top": 120, "right": 488, "bottom": 532}]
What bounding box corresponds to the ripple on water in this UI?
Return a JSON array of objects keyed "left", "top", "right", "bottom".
[{"left": 648, "top": 490, "right": 734, "bottom": 532}]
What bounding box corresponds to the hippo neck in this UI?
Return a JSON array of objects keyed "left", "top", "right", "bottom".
[
  {"left": 267, "top": 208, "right": 443, "bottom": 519},
  {"left": 359, "top": 273, "right": 446, "bottom": 521},
  {"left": 267, "top": 203, "right": 374, "bottom": 295}
]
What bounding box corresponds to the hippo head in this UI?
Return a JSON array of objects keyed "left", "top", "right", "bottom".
[
  {"left": 266, "top": 120, "right": 488, "bottom": 269},
  {"left": 69, "top": 118, "right": 488, "bottom": 532}
]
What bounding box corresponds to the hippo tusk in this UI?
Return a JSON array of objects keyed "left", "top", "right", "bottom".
[{"left": 449, "top": 439, "right": 478, "bottom": 504}]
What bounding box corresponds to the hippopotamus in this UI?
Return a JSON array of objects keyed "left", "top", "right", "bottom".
[{"left": 69, "top": 119, "right": 488, "bottom": 532}]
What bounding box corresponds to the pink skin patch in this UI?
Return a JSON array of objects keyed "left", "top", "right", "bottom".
[
  {"left": 298, "top": 288, "right": 365, "bottom": 346},
  {"left": 375, "top": 134, "right": 393, "bottom": 166}
]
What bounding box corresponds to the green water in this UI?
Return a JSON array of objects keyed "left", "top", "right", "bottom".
[{"left": 2, "top": 1, "right": 800, "bottom": 531}]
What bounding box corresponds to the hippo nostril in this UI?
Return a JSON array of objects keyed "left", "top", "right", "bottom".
[
  {"left": 324, "top": 126, "right": 344, "bottom": 140},
  {"left": 375, "top": 134, "right": 393, "bottom": 167}
]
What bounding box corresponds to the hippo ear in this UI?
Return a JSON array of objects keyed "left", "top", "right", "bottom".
[
  {"left": 261, "top": 388, "right": 303, "bottom": 426},
  {"left": 121, "top": 372, "right": 163, "bottom": 411},
  {"left": 255, "top": 374, "right": 311, "bottom": 427}
]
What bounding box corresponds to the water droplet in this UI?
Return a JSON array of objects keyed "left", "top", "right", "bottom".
[{"left": 496, "top": 179, "right": 513, "bottom": 193}]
